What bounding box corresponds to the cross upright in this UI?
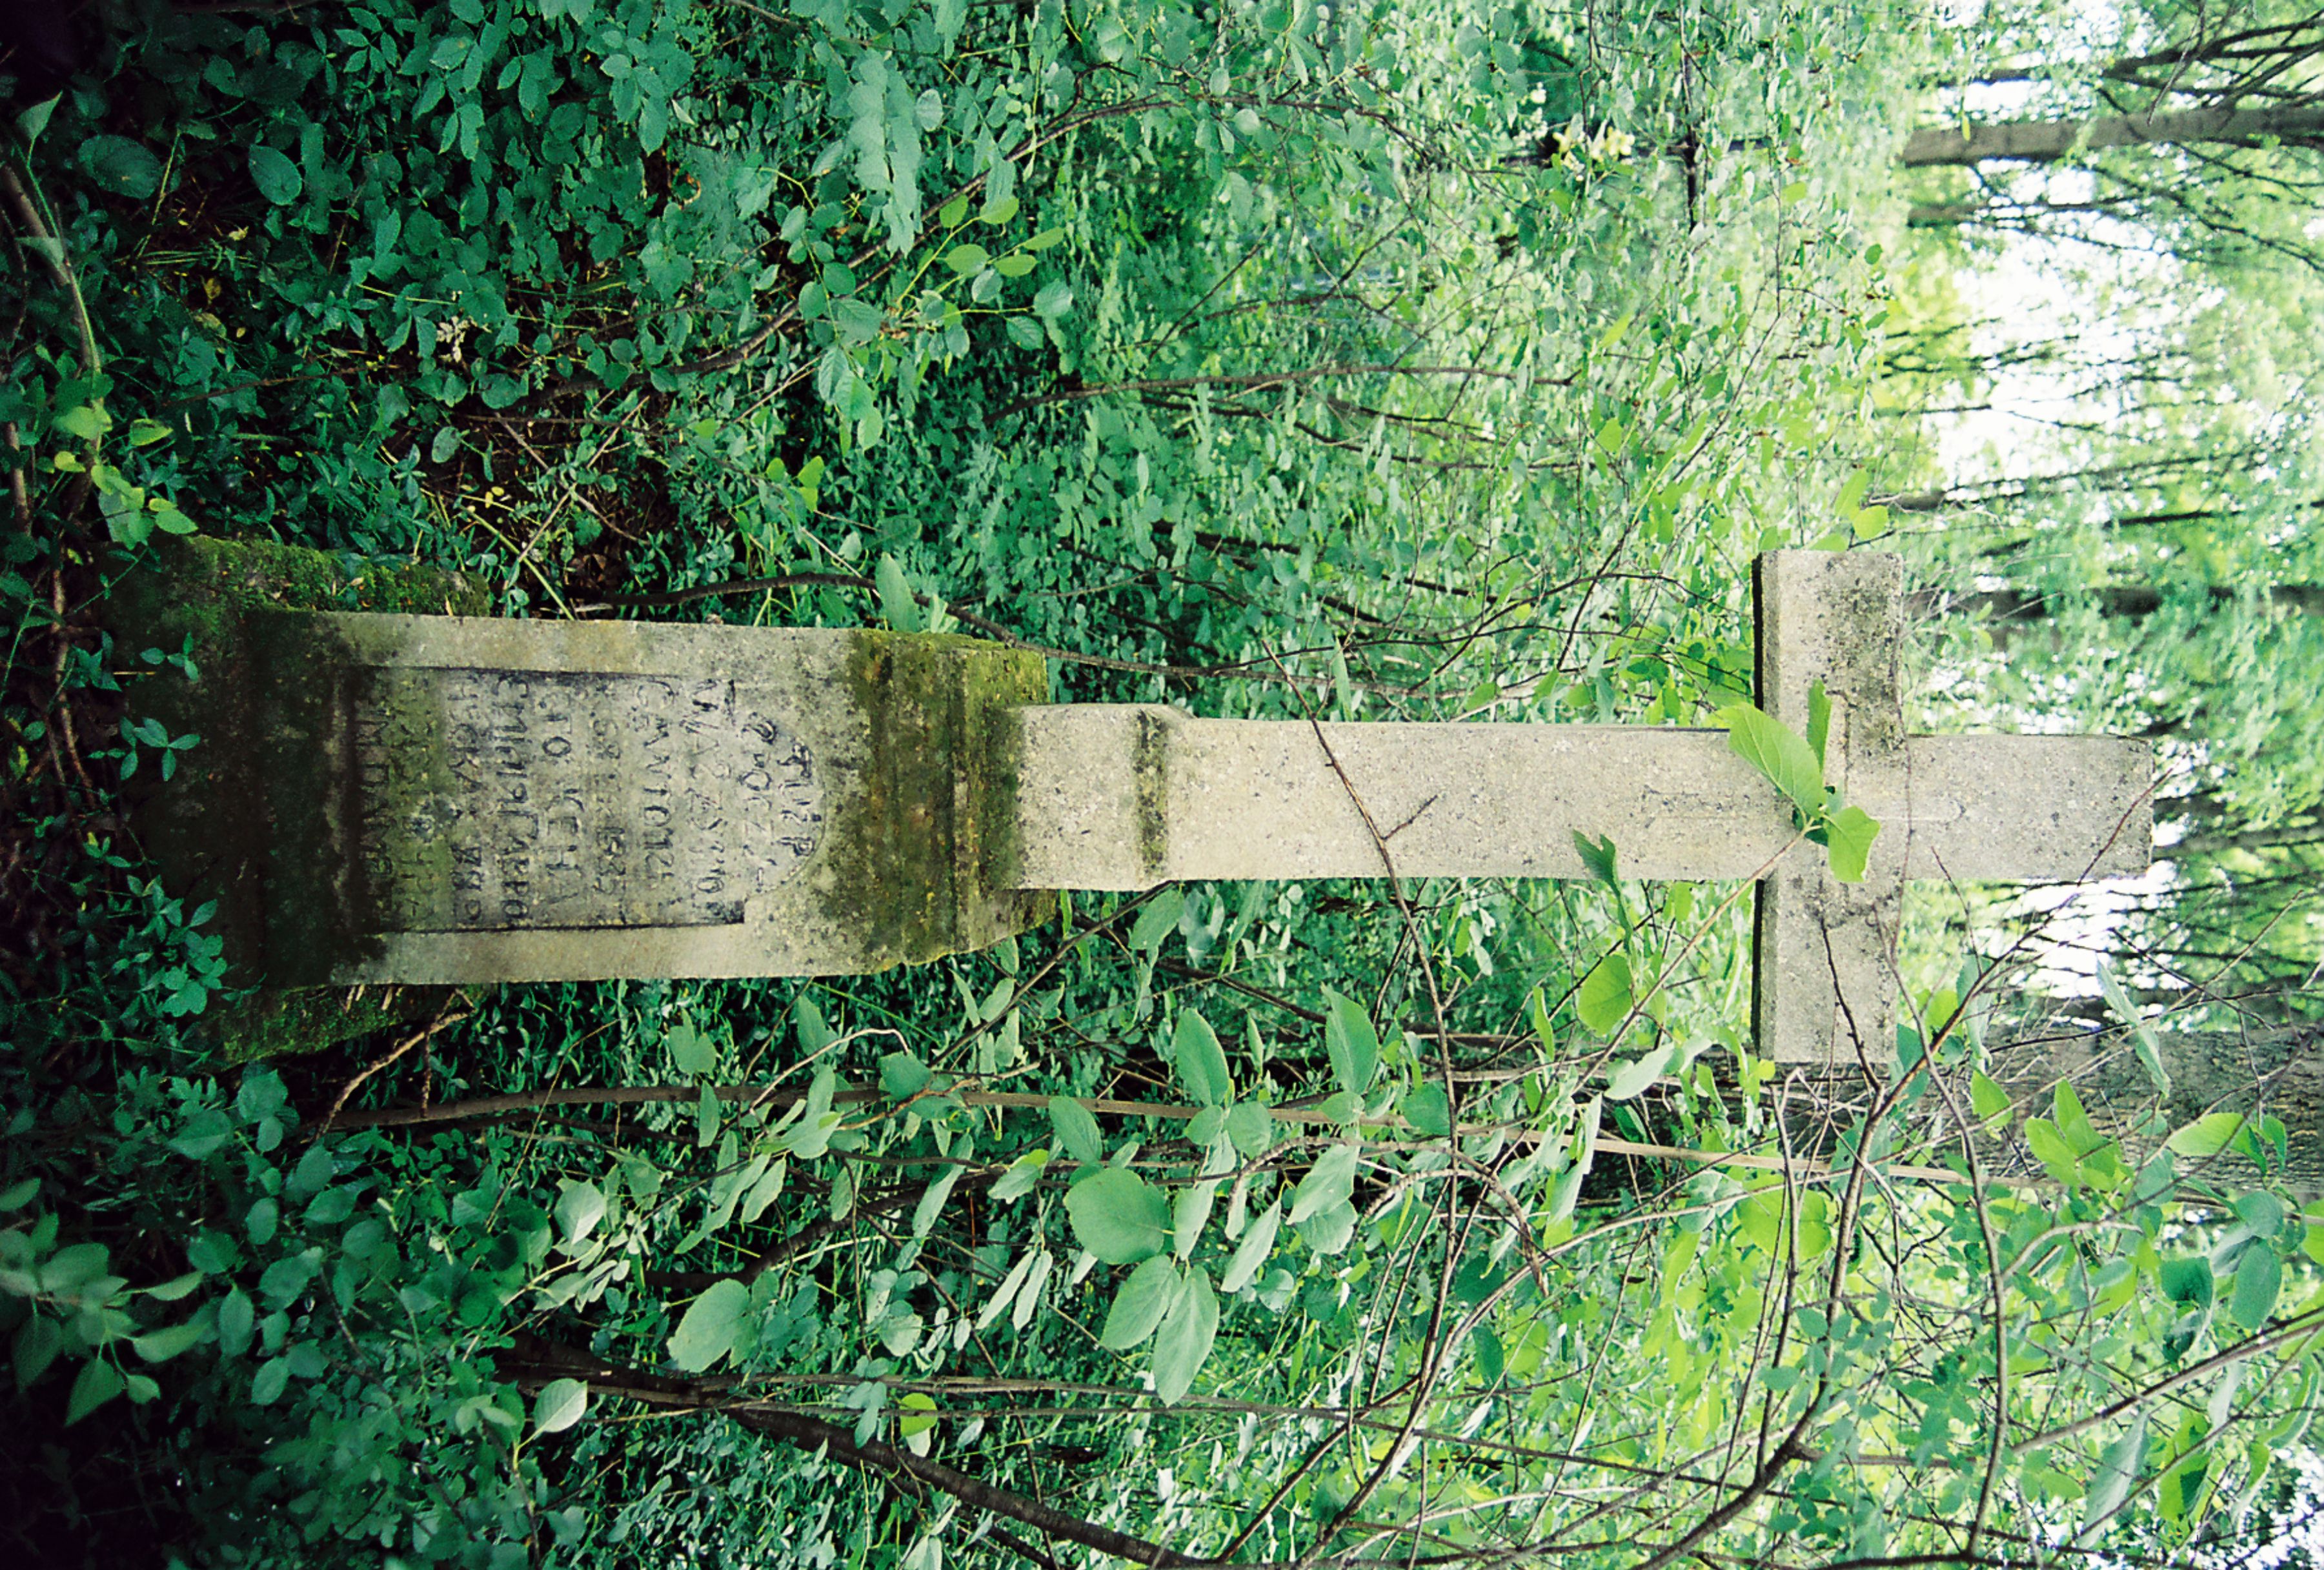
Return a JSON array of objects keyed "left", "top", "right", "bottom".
[
  {"left": 132, "top": 541, "right": 2151, "bottom": 1067},
  {"left": 1009, "top": 550, "right": 2152, "bottom": 1064}
]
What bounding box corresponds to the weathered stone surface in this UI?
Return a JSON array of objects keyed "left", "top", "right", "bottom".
[
  {"left": 1753, "top": 550, "right": 1910, "bottom": 1067},
  {"left": 1011, "top": 714, "right": 2150, "bottom": 891},
  {"left": 1014, "top": 550, "right": 2152, "bottom": 1068},
  {"left": 142, "top": 608, "right": 1048, "bottom": 985}
]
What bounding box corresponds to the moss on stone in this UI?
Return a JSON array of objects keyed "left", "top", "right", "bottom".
[
  {"left": 104, "top": 536, "right": 487, "bottom": 1057},
  {"left": 829, "top": 630, "right": 1053, "bottom": 972}
]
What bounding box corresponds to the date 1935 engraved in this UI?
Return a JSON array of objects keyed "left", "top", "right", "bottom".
[{"left": 351, "top": 669, "right": 822, "bottom": 931}]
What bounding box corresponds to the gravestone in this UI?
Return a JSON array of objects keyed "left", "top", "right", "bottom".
[
  {"left": 130, "top": 554, "right": 1047, "bottom": 987},
  {"left": 131, "top": 543, "right": 2150, "bottom": 1066}
]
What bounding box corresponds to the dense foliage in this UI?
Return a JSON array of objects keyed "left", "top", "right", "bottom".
[{"left": 2, "top": 1, "right": 2318, "bottom": 1567}]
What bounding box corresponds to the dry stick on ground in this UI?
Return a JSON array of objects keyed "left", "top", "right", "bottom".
[{"left": 315, "top": 1007, "right": 472, "bottom": 1134}]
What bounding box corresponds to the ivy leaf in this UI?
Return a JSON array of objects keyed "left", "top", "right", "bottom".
[
  {"left": 1823, "top": 805, "right": 1881, "bottom": 883},
  {"left": 1716, "top": 703, "right": 1823, "bottom": 818},
  {"left": 531, "top": 1378, "right": 589, "bottom": 1436},
  {"left": 1149, "top": 1265, "right": 1218, "bottom": 1405},
  {"left": 1100, "top": 1256, "right": 1179, "bottom": 1349},
  {"left": 1171, "top": 1010, "right": 1231, "bottom": 1107},
  {"left": 668, "top": 1280, "right": 752, "bottom": 1373},
  {"left": 247, "top": 145, "right": 303, "bottom": 206},
  {"left": 1064, "top": 1169, "right": 1170, "bottom": 1264}
]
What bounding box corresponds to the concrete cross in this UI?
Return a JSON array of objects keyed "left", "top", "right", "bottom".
[
  {"left": 1007, "top": 551, "right": 2152, "bottom": 1063},
  {"left": 135, "top": 542, "right": 2150, "bottom": 1067}
]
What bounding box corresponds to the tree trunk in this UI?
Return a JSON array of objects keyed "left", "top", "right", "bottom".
[
  {"left": 1902, "top": 105, "right": 2324, "bottom": 167},
  {"left": 1977, "top": 1022, "right": 2324, "bottom": 1197},
  {"left": 1915, "top": 583, "right": 2324, "bottom": 625}
]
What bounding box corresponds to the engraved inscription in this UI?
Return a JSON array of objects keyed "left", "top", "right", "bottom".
[{"left": 355, "top": 669, "right": 822, "bottom": 931}]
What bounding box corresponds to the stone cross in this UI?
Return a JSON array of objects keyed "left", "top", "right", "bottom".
[{"left": 134, "top": 544, "right": 2150, "bottom": 1066}]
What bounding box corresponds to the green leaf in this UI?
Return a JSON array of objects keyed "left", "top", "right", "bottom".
[
  {"left": 1172, "top": 1011, "right": 1232, "bottom": 1107},
  {"left": 532, "top": 1378, "right": 589, "bottom": 1436},
  {"left": 667, "top": 1022, "right": 716, "bottom": 1076},
  {"left": 248, "top": 1356, "right": 290, "bottom": 1407},
  {"left": 2159, "top": 1255, "right": 2214, "bottom": 1307},
  {"left": 143, "top": 1270, "right": 203, "bottom": 1303},
  {"left": 944, "top": 243, "right": 991, "bottom": 275},
  {"left": 881, "top": 1050, "right": 933, "bottom": 1100},
  {"left": 0, "top": 1178, "right": 37, "bottom": 1211},
  {"left": 1100, "top": 1256, "right": 1179, "bottom": 1349},
  {"left": 217, "top": 1289, "right": 254, "bottom": 1358},
  {"left": 1571, "top": 830, "right": 1618, "bottom": 886},
  {"left": 132, "top": 1320, "right": 207, "bottom": 1364},
  {"left": 1823, "top": 805, "right": 1880, "bottom": 882},
  {"left": 1400, "top": 1084, "right": 1451, "bottom": 1138},
  {"left": 1603, "top": 1043, "right": 1672, "bottom": 1102},
  {"left": 247, "top": 145, "right": 303, "bottom": 205},
  {"left": 2228, "top": 1248, "right": 2281, "bottom": 1331},
  {"left": 1149, "top": 1265, "right": 1218, "bottom": 1405},
  {"left": 2096, "top": 960, "right": 2169, "bottom": 1096},
  {"left": 67, "top": 1359, "right": 125, "bottom": 1424},
  {"left": 2024, "top": 1118, "right": 2081, "bottom": 1185},
  {"left": 556, "top": 1180, "right": 605, "bottom": 1244},
  {"left": 990, "top": 1148, "right": 1049, "bottom": 1202},
  {"left": 1127, "top": 889, "right": 1184, "bottom": 951},
  {"left": 1220, "top": 1200, "right": 1282, "bottom": 1293},
  {"left": 2083, "top": 1414, "right": 2147, "bottom": 1533},
  {"left": 1322, "top": 990, "right": 1379, "bottom": 1095},
  {"left": 1047, "top": 1096, "right": 1104, "bottom": 1166},
  {"left": 2167, "top": 1113, "right": 2251, "bottom": 1160},
  {"left": 1576, "top": 954, "right": 1633, "bottom": 1037},
  {"left": 1064, "top": 1169, "right": 1171, "bottom": 1264},
  {"left": 1970, "top": 1070, "right": 2013, "bottom": 1134},
  {"left": 1172, "top": 1180, "right": 1216, "bottom": 1260},
  {"left": 81, "top": 136, "right": 163, "bottom": 199},
  {"left": 1226, "top": 1102, "right": 1275, "bottom": 1157},
  {"left": 1006, "top": 316, "right": 1046, "bottom": 350},
  {"left": 1716, "top": 704, "right": 1824, "bottom": 818},
  {"left": 1032, "top": 280, "right": 1072, "bottom": 319},
  {"left": 993, "top": 252, "right": 1037, "bottom": 278},
  {"left": 668, "top": 1280, "right": 753, "bottom": 1373},
  {"left": 874, "top": 553, "right": 922, "bottom": 631},
  {"left": 1805, "top": 679, "right": 1831, "bottom": 769},
  {"left": 1289, "top": 1142, "right": 1358, "bottom": 1225}
]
